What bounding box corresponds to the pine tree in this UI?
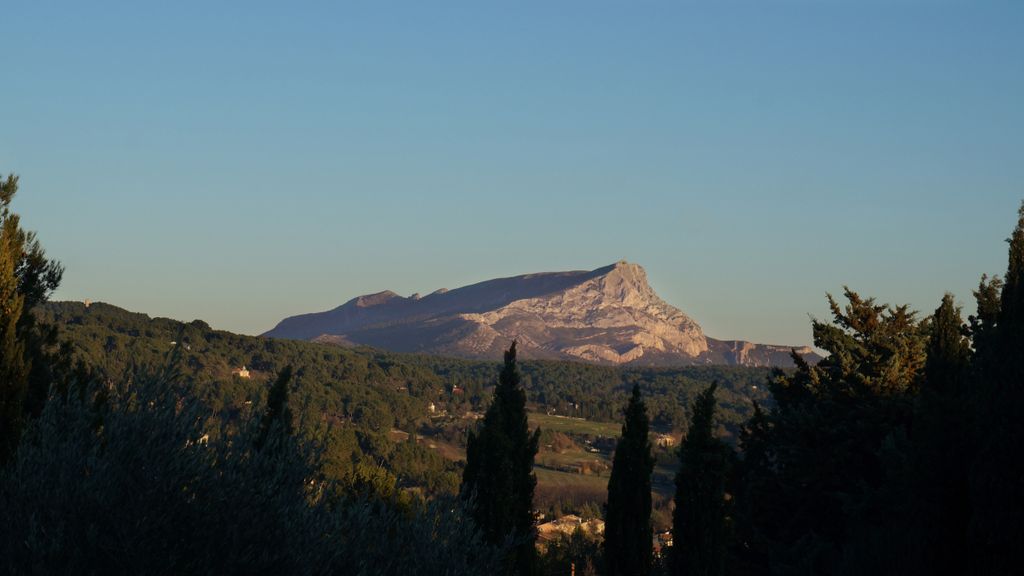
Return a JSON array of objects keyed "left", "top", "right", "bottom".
[
  {"left": 673, "top": 383, "right": 731, "bottom": 576},
  {"left": 0, "top": 207, "right": 29, "bottom": 460},
  {"left": 0, "top": 174, "right": 63, "bottom": 463},
  {"left": 970, "top": 202, "right": 1024, "bottom": 574},
  {"left": 461, "top": 341, "right": 540, "bottom": 576},
  {"left": 604, "top": 384, "right": 655, "bottom": 576},
  {"left": 255, "top": 366, "right": 294, "bottom": 450}
]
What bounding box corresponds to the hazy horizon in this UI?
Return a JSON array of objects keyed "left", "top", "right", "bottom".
[{"left": 4, "top": 1, "right": 1022, "bottom": 346}]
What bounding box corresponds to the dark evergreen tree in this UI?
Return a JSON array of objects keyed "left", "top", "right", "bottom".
[
  {"left": 0, "top": 200, "right": 28, "bottom": 461},
  {"left": 255, "top": 365, "right": 294, "bottom": 450},
  {"left": 673, "top": 383, "right": 731, "bottom": 576},
  {"left": 0, "top": 174, "right": 64, "bottom": 463},
  {"left": 970, "top": 202, "right": 1024, "bottom": 574},
  {"left": 604, "top": 384, "right": 654, "bottom": 576},
  {"left": 903, "top": 294, "right": 972, "bottom": 575},
  {"left": 732, "top": 290, "right": 926, "bottom": 574},
  {"left": 730, "top": 401, "right": 778, "bottom": 576},
  {"left": 461, "top": 341, "right": 541, "bottom": 575}
]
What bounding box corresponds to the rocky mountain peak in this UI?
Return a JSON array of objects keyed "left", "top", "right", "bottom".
[
  {"left": 354, "top": 290, "right": 400, "bottom": 308},
  {"left": 265, "top": 262, "right": 820, "bottom": 368},
  {"left": 591, "top": 260, "right": 656, "bottom": 303}
]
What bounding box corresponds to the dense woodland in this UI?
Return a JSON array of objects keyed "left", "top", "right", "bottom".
[
  {"left": 31, "top": 298, "right": 770, "bottom": 503},
  {"left": 2, "top": 172, "right": 1023, "bottom": 575},
  {"left": 38, "top": 298, "right": 771, "bottom": 431}
]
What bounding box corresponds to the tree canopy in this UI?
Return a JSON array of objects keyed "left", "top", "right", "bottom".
[
  {"left": 605, "top": 383, "right": 655, "bottom": 576},
  {"left": 673, "top": 383, "right": 732, "bottom": 576},
  {"left": 0, "top": 173, "right": 65, "bottom": 463},
  {"left": 461, "top": 341, "right": 541, "bottom": 575}
]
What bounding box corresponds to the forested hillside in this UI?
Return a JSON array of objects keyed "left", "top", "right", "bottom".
[{"left": 37, "top": 300, "right": 772, "bottom": 498}]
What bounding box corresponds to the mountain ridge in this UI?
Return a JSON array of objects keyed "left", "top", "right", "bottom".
[{"left": 265, "top": 261, "right": 819, "bottom": 367}]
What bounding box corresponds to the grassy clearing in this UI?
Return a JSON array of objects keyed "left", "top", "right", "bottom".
[
  {"left": 422, "top": 437, "right": 466, "bottom": 462},
  {"left": 528, "top": 412, "right": 621, "bottom": 438},
  {"left": 536, "top": 448, "right": 608, "bottom": 468},
  {"left": 534, "top": 467, "right": 610, "bottom": 508}
]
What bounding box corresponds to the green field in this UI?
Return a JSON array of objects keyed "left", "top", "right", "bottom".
[
  {"left": 536, "top": 448, "right": 608, "bottom": 468},
  {"left": 528, "top": 412, "right": 621, "bottom": 437}
]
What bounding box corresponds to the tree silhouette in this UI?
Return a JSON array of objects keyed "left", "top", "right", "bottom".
[
  {"left": 673, "top": 383, "right": 731, "bottom": 576},
  {"left": 461, "top": 341, "right": 540, "bottom": 575},
  {"left": 605, "top": 384, "right": 655, "bottom": 576}
]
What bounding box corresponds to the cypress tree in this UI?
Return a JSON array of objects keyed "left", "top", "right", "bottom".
[
  {"left": 905, "top": 294, "right": 971, "bottom": 575},
  {"left": 461, "top": 341, "right": 540, "bottom": 575},
  {"left": 673, "top": 383, "right": 731, "bottom": 576},
  {"left": 970, "top": 202, "right": 1024, "bottom": 574},
  {"left": 604, "top": 384, "right": 655, "bottom": 576},
  {"left": 255, "top": 365, "right": 294, "bottom": 450},
  {"left": 730, "top": 401, "right": 778, "bottom": 576}
]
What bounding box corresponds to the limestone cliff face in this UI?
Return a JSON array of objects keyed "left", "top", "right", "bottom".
[
  {"left": 265, "top": 262, "right": 818, "bottom": 367},
  {"left": 458, "top": 262, "right": 708, "bottom": 363}
]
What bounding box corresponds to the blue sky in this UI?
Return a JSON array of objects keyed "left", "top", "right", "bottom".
[{"left": 2, "top": 1, "right": 1022, "bottom": 346}]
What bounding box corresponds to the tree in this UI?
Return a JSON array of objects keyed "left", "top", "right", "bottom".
[
  {"left": 0, "top": 174, "right": 64, "bottom": 463},
  {"left": 604, "top": 383, "right": 654, "bottom": 576},
  {"left": 970, "top": 202, "right": 1024, "bottom": 574},
  {"left": 733, "top": 289, "right": 926, "bottom": 574},
  {"left": 461, "top": 341, "right": 541, "bottom": 575},
  {"left": 730, "top": 401, "right": 778, "bottom": 576},
  {"left": 903, "top": 294, "right": 972, "bottom": 575},
  {"left": 539, "top": 527, "right": 603, "bottom": 576},
  {"left": 0, "top": 202, "right": 28, "bottom": 461},
  {"left": 673, "top": 383, "right": 731, "bottom": 576},
  {"left": 255, "top": 365, "right": 294, "bottom": 450},
  {"left": 0, "top": 362, "right": 507, "bottom": 576}
]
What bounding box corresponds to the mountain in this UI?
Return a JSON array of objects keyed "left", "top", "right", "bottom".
[{"left": 265, "top": 261, "right": 820, "bottom": 367}]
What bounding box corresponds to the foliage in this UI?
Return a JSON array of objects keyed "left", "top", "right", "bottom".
[
  {"left": 255, "top": 365, "right": 295, "bottom": 450},
  {"left": 605, "top": 384, "right": 655, "bottom": 576},
  {"left": 724, "top": 206, "right": 1024, "bottom": 575},
  {"left": 0, "top": 361, "right": 505, "bottom": 575},
  {"left": 38, "top": 300, "right": 463, "bottom": 495},
  {"left": 0, "top": 190, "right": 28, "bottom": 461},
  {"left": 0, "top": 173, "right": 66, "bottom": 463},
  {"left": 969, "top": 202, "right": 1024, "bottom": 574},
  {"left": 539, "top": 528, "right": 604, "bottom": 576},
  {"left": 1, "top": 360, "right": 327, "bottom": 574},
  {"left": 461, "top": 341, "right": 541, "bottom": 575},
  {"left": 901, "top": 294, "right": 972, "bottom": 575},
  {"left": 733, "top": 288, "right": 926, "bottom": 574},
  {"left": 672, "top": 383, "right": 732, "bottom": 576},
  {"left": 37, "top": 297, "right": 771, "bottom": 501}
]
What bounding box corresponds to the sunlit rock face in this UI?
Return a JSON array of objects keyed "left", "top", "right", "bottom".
[{"left": 265, "top": 261, "right": 819, "bottom": 367}]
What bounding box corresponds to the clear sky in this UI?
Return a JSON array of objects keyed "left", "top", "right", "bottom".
[{"left": 2, "top": 1, "right": 1022, "bottom": 347}]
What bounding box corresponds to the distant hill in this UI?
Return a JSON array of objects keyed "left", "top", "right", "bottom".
[
  {"left": 266, "top": 261, "right": 820, "bottom": 367},
  {"left": 38, "top": 300, "right": 774, "bottom": 434}
]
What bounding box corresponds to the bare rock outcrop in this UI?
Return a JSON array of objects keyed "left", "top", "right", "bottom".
[{"left": 265, "top": 261, "right": 819, "bottom": 367}]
